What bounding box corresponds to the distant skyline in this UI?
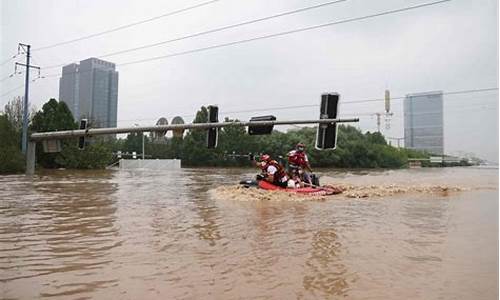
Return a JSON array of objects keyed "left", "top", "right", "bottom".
[{"left": 1, "top": 0, "right": 498, "bottom": 162}]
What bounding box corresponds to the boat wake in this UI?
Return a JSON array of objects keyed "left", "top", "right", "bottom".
[
  {"left": 210, "top": 185, "right": 330, "bottom": 202},
  {"left": 337, "top": 183, "right": 469, "bottom": 198},
  {"left": 210, "top": 180, "right": 471, "bottom": 201}
]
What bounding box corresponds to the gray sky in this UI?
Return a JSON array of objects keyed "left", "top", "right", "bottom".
[{"left": 1, "top": 0, "right": 498, "bottom": 162}]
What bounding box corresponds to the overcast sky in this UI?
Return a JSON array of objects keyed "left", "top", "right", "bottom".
[{"left": 1, "top": 0, "right": 498, "bottom": 162}]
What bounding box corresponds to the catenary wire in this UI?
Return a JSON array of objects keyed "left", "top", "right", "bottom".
[
  {"left": 85, "top": 86, "right": 498, "bottom": 127},
  {"left": 40, "top": 0, "right": 453, "bottom": 78},
  {"left": 41, "top": 0, "right": 349, "bottom": 70},
  {"left": 0, "top": 54, "right": 18, "bottom": 67},
  {"left": 0, "top": 85, "right": 24, "bottom": 99},
  {"left": 119, "top": 0, "right": 453, "bottom": 67},
  {"left": 32, "top": 0, "right": 222, "bottom": 52},
  {"left": 0, "top": 73, "right": 18, "bottom": 83},
  {"left": 218, "top": 87, "right": 499, "bottom": 114}
]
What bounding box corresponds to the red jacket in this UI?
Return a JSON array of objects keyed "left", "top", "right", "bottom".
[{"left": 288, "top": 150, "right": 309, "bottom": 168}]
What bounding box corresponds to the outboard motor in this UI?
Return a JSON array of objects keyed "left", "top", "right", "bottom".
[{"left": 310, "top": 174, "right": 320, "bottom": 186}]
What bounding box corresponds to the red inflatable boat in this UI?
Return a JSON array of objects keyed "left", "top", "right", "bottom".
[{"left": 257, "top": 180, "right": 342, "bottom": 196}]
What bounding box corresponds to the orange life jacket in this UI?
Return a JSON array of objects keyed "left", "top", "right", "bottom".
[{"left": 266, "top": 160, "right": 288, "bottom": 183}]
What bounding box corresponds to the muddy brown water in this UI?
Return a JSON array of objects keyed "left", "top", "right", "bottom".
[{"left": 0, "top": 167, "right": 498, "bottom": 299}]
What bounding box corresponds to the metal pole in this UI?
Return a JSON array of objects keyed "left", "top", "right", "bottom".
[
  {"left": 26, "top": 141, "right": 36, "bottom": 175},
  {"left": 30, "top": 118, "right": 359, "bottom": 141},
  {"left": 21, "top": 44, "right": 31, "bottom": 155}
]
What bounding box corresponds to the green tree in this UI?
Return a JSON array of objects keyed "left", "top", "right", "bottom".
[
  {"left": 3, "top": 96, "right": 37, "bottom": 132},
  {"left": 218, "top": 118, "right": 259, "bottom": 166},
  {"left": 30, "top": 99, "right": 113, "bottom": 169},
  {"left": 4, "top": 97, "right": 23, "bottom": 132},
  {"left": 0, "top": 114, "right": 25, "bottom": 174},
  {"left": 56, "top": 142, "right": 113, "bottom": 169},
  {"left": 54, "top": 104, "right": 427, "bottom": 170},
  {"left": 365, "top": 131, "right": 387, "bottom": 145},
  {"left": 171, "top": 107, "right": 421, "bottom": 169},
  {"left": 31, "top": 99, "right": 77, "bottom": 132},
  {"left": 181, "top": 106, "right": 220, "bottom": 166},
  {"left": 124, "top": 132, "right": 148, "bottom": 154},
  {"left": 31, "top": 99, "right": 77, "bottom": 168}
]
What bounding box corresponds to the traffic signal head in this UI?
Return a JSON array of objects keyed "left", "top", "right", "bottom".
[{"left": 316, "top": 93, "right": 339, "bottom": 150}]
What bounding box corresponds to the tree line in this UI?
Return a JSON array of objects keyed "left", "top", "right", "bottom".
[{"left": 0, "top": 98, "right": 431, "bottom": 174}]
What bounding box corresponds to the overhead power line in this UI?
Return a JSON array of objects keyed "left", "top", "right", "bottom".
[
  {"left": 41, "top": 0, "right": 349, "bottom": 70},
  {"left": 119, "top": 0, "right": 453, "bottom": 67},
  {"left": 0, "top": 85, "right": 24, "bottom": 99},
  {"left": 0, "top": 73, "right": 17, "bottom": 83},
  {"left": 218, "top": 87, "right": 500, "bottom": 115},
  {"left": 40, "top": 0, "right": 453, "bottom": 78},
  {"left": 32, "top": 0, "right": 221, "bottom": 52},
  {"left": 0, "top": 54, "right": 18, "bottom": 67},
  {"left": 345, "top": 87, "right": 500, "bottom": 105},
  {"left": 86, "top": 86, "right": 498, "bottom": 127}
]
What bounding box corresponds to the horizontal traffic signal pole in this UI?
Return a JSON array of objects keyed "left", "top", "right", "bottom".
[{"left": 29, "top": 118, "right": 359, "bottom": 141}]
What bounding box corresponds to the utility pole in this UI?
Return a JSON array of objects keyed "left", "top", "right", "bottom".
[{"left": 16, "top": 43, "right": 40, "bottom": 155}]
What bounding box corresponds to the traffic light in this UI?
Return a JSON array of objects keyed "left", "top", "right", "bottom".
[
  {"left": 207, "top": 105, "right": 218, "bottom": 148},
  {"left": 78, "top": 119, "right": 88, "bottom": 150},
  {"left": 316, "top": 93, "right": 339, "bottom": 150},
  {"left": 248, "top": 115, "right": 276, "bottom": 135}
]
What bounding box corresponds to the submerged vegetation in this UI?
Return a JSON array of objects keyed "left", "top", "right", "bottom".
[{"left": 1, "top": 100, "right": 444, "bottom": 173}]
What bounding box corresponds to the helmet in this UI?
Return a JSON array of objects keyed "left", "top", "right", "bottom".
[
  {"left": 260, "top": 154, "right": 271, "bottom": 162},
  {"left": 296, "top": 143, "right": 305, "bottom": 152}
]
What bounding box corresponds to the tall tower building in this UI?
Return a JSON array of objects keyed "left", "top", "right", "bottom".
[
  {"left": 59, "top": 63, "right": 80, "bottom": 119},
  {"left": 404, "top": 91, "right": 444, "bottom": 155},
  {"left": 59, "top": 58, "right": 118, "bottom": 128}
]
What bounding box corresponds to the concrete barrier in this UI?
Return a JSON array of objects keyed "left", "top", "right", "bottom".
[{"left": 119, "top": 159, "right": 181, "bottom": 170}]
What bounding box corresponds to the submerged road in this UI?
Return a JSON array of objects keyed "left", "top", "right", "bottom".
[{"left": 0, "top": 167, "right": 497, "bottom": 299}]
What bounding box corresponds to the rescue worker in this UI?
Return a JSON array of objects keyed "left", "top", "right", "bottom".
[
  {"left": 251, "top": 154, "right": 289, "bottom": 188},
  {"left": 287, "top": 143, "right": 313, "bottom": 185}
]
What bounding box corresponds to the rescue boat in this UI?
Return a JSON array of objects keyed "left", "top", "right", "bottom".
[
  {"left": 257, "top": 180, "right": 342, "bottom": 196},
  {"left": 239, "top": 179, "right": 342, "bottom": 196}
]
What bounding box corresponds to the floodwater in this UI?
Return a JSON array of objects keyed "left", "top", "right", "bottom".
[{"left": 0, "top": 166, "right": 498, "bottom": 299}]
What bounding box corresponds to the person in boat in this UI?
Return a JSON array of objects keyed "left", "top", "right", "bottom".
[
  {"left": 287, "top": 143, "right": 313, "bottom": 185},
  {"left": 252, "top": 154, "right": 289, "bottom": 188}
]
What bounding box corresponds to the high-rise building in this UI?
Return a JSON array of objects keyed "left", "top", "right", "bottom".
[
  {"left": 59, "top": 58, "right": 118, "bottom": 128},
  {"left": 404, "top": 91, "right": 444, "bottom": 155}
]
